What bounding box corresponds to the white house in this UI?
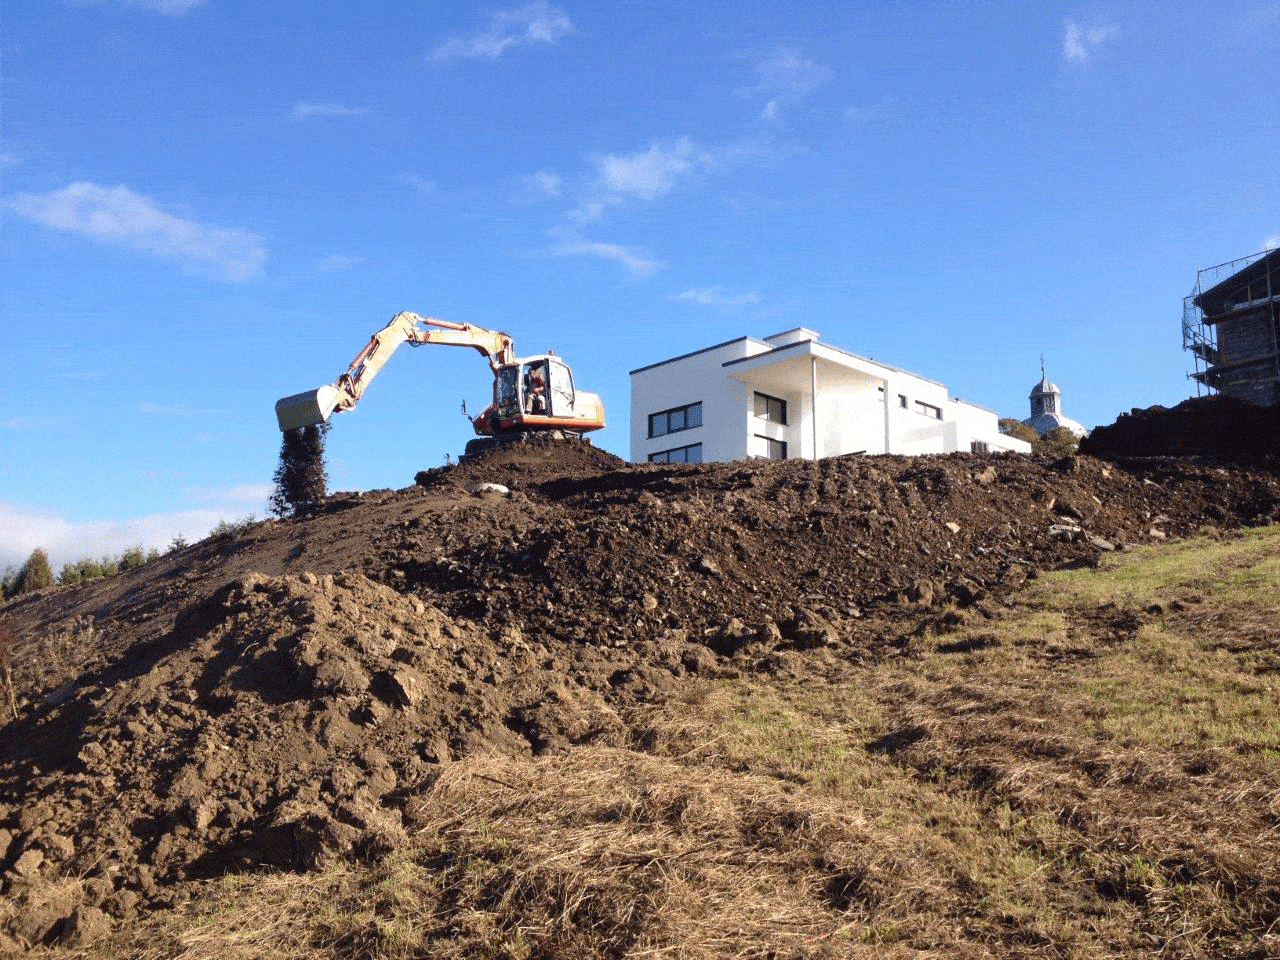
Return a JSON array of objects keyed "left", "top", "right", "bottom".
[{"left": 630, "top": 328, "right": 1031, "bottom": 463}]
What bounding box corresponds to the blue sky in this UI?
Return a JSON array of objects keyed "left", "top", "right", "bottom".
[{"left": 3, "top": 0, "right": 1278, "bottom": 571}]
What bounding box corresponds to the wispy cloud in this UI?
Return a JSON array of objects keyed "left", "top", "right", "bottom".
[
  {"left": 1264, "top": 235, "right": 1279, "bottom": 251},
  {"left": 317, "top": 253, "right": 363, "bottom": 271},
  {"left": 552, "top": 238, "right": 661, "bottom": 276},
  {"left": 674, "top": 287, "right": 761, "bottom": 308},
  {"left": 8, "top": 182, "right": 267, "bottom": 281},
  {"left": 740, "top": 46, "right": 832, "bottom": 120},
  {"left": 596, "top": 138, "right": 704, "bottom": 202},
  {"left": 293, "top": 102, "right": 370, "bottom": 120},
  {"left": 78, "top": 0, "right": 207, "bottom": 13},
  {"left": 136, "top": 402, "right": 221, "bottom": 416},
  {"left": 431, "top": 1, "right": 572, "bottom": 61},
  {"left": 1063, "top": 19, "right": 1118, "bottom": 63},
  {"left": 524, "top": 170, "right": 562, "bottom": 198},
  {"left": 0, "top": 487, "right": 270, "bottom": 572},
  {"left": 400, "top": 174, "right": 439, "bottom": 196}
]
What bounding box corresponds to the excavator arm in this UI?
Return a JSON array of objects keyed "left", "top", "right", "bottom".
[{"left": 275, "top": 312, "right": 516, "bottom": 431}]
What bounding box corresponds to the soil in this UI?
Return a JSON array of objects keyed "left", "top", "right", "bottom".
[{"left": 2, "top": 433, "right": 1280, "bottom": 947}]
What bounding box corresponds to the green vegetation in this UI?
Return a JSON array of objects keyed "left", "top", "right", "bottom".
[{"left": 2, "top": 548, "right": 53, "bottom": 599}]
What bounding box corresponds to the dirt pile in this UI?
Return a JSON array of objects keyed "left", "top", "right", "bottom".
[
  {"left": 2, "top": 440, "right": 1280, "bottom": 947},
  {"left": 1081, "top": 393, "right": 1280, "bottom": 460}
]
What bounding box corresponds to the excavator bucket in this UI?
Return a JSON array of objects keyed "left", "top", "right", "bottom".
[{"left": 275, "top": 385, "right": 341, "bottom": 431}]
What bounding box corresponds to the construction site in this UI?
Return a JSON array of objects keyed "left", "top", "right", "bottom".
[
  {"left": 1183, "top": 247, "right": 1280, "bottom": 408},
  {"left": 1, "top": 303, "right": 1280, "bottom": 958}
]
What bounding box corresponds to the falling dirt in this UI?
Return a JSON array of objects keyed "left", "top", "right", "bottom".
[{"left": 2, "top": 433, "right": 1279, "bottom": 947}]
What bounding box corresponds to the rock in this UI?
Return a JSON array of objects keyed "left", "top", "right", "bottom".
[
  {"left": 1086, "top": 534, "right": 1116, "bottom": 552},
  {"left": 974, "top": 466, "right": 997, "bottom": 485},
  {"left": 385, "top": 667, "right": 425, "bottom": 707},
  {"left": 641, "top": 593, "right": 658, "bottom": 612},
  {"left": 465, "top": 482, "right": 510, "bottom": 497},
  {"left": 1049, "top": 524, "right": 1082, "bottom": 541},
  {"left": 944, "top": 521, "right": 961, "bottom": 534},
  {"left": 694, "top": 556, "right": 722, "bottom": 576}
]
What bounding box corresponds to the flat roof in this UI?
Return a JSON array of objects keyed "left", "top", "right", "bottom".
[{"left": 628, "top": 336, "right": 757, "bottom": 376}]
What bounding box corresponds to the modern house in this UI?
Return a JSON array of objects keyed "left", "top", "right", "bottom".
[
  {"left": 629, "top": 328, "right": 1031, "bottom": 463},
  {"left": 1183, "top": 247, "right": 1280, "bottom": 407}
]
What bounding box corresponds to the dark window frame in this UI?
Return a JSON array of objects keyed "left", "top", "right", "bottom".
[
  {"left": 648, "top": 401, "right": 702, "bottom": 438},
  {"left": 753, "top": 392, "right": 787, "bottom": 424},
  {"left": 754, "top": 434, "right": 787, "bottom": 460},
  {"left": 648, "top": 442, "right": 702, "bottom": 464},
  {"left": 914, "top": 400, "right": 942, "bottom": 420}
]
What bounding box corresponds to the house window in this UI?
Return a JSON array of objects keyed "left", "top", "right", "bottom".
[
  {"left": 914, "top": 400, "right": 942, "bottom": 420},
  {"left": 649, "top": 443, "right": 702, "bottom": 464},
  {"left": 898, "top": 394, "right": 908, "bottom": 409},
  {"left": 648, "top": 401, "right": 702, "bottom": 438},
  {"left": 754, "top": 392, "right": 787, "bottom": 424},
  {"left": 754, "top": 435, "right": 787, "bottom": 460},
  {"left": 971, "top": 440, "right": 990, "bottom": 453}
]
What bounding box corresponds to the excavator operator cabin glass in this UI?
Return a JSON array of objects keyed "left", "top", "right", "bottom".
[
  {"left": 496, "top": 366, "right": 519, "bottom": 419},
  {"left": 548, "top": 360, "right": 575, "bottom": 414}
]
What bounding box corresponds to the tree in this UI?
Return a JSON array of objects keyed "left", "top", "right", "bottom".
[
  {"left": 1035, "top": 426, "right": 1080, "bottom": 459},
  {"left": 7, "top": 548, "right": 54, "bottom": 598},
  {"left": 270, "top": 423, "right": 330, "bottom": 518},
  {"left": 998, "top": 418, "right": 1039, "bottom": 444}
]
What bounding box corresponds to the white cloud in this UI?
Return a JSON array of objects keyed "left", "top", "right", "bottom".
[
  {"left": 318, "top": 253, "right": 363, "bottom": 271},
  {"left": 1263, "top": 235, "right": 1279, "bottom": 251},
  {"left": 674, "top": 287, "right": 761, "bottom": 308},
  {"left": 596, "top": 138, "right": 703, "bottom": 202},
  {"left": 400, "top": 174, "right": 439, "bottom": 196},
  {"left": 431, "top": 1, "right": 572, "bottom": 61},
  {"left": 8, "top": 182, "right": 267, "bottom": 282},
  {"left": 77, "top": 0, "right": 206, "bottom": 13},
  {"left": 136, "top": 402, "right": 221, "bottom": 416},
  {"left": 553, "top": 239, "right": 660, "bottom": 276},
  {"left": 740, "top": 47, "right": 833, "bottom": 120},
  {"left": 293, "top": 102, "right": 370, "bottom": 120},
  {"left": 0, "top": 487, "right": 271, "bottom": 572},
  {"left": 1063, "top": 19, "right": 1118, "bottom": 63},
  {"left": 525, "top": 170, "right": 562, "bottom": 198}
]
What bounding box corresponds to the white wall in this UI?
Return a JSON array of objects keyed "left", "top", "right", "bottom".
[{"left": 631, "top": 332, "right": 1031, "bottom": 462}]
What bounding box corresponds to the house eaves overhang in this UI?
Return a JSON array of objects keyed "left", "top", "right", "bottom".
[{"left": 721, "top": 339, "right": 944, "bottom": 394}]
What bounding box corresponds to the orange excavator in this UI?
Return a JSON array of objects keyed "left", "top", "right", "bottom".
[{"left": 274, "top": 312, "right": 605, "bottom": 453}]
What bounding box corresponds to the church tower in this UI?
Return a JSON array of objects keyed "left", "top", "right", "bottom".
[{"left": 1021, "top": 361, "right": 1086, "bottom": 438}]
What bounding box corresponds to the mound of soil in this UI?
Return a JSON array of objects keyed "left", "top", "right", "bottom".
[
  {"left": 2, "top": 440, "right": 1279, "bottom": 946},
  {"left": 1080, "top": 394, "right": 1280, "bottom": 460}
]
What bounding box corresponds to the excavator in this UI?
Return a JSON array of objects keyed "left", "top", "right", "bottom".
[{"left": 274, "top": 312, "right": 605, "bottom": 454}]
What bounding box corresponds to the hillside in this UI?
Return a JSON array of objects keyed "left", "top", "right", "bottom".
[{"left": 2, "top": 442, "right": 1279, "bottom": 958}]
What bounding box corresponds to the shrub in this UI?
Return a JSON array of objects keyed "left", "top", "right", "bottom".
[
  {"left": 6, "top": 549, "right": 54, "bottom": 598},
  {"left": 998, "top": 418, "right": 1038, "bottom": 444},
  {"left": 1035, "top": 426, "right": 1080, "bottom": 458}
]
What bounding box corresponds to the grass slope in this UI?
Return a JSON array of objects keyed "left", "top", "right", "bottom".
[{"left": 11, "top": 527, "right": 1280, "bottom": 959}]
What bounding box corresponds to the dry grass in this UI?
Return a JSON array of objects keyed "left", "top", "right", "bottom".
[{"left": 15, "top": 526, "right": 1280, "bottom": 959}]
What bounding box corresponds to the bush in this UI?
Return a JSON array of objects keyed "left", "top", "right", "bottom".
[
  {"left": 6, "top": 548, "right": 54, "bottom": 598},
  {"left": 1035, "top": 426, "right": 1080, "bottom": 459},
  {"left": 998, "top": 418, "right": 1039, "bottom": 444},
  {"left": 270, "top": 423, "right": 330, "bottom": 518}
]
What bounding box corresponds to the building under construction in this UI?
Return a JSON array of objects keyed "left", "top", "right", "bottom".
[{"left": 1183, "top": 247, "right": 1280, "bottom": 407}]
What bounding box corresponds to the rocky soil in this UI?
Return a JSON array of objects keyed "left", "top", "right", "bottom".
[{"left": 2, "top": 435, "right": 1280, "bottom": 949}]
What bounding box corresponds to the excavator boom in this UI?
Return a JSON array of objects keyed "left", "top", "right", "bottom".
[{"left": 275, "top": 312, "right": 515, "bottom": 431}]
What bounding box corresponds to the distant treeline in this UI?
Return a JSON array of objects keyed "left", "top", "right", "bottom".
[{"left": 1, "top": 515, "right": 256, "bottom": 601}]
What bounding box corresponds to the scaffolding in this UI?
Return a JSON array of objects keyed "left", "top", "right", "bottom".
[{"left": 1182, "top": 248, "right": 1280, "bottom": 404}]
